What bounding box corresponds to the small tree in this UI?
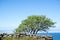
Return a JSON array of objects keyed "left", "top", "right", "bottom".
[{"left": 15, "top": 15, "right": 55, "bottom": 34}]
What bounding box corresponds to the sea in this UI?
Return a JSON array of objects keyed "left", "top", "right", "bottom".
[{"left": 38, "top": 33, "right": 60, "bottom": 40}]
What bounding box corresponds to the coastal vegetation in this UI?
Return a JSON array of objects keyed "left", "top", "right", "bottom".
[
  {"left": 2, "top": 36, "right": 42, "bottom": 40},
  {"left": 15, "top": 15, "right": 55, "bottom": 34}
]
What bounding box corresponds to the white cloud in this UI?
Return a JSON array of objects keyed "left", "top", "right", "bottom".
[{"left": 49, "top": 26, "right": 60, "bottom": 33}]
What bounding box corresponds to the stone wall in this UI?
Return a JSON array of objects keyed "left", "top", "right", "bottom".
[{"left": 0, "top": 33, "right": 53, "bottom": 40}]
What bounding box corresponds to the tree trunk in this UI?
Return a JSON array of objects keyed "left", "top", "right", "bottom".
[
  {"left": 33, "top": 30, "right": 36, "bottom": 34},
  {"left": 35, "top": 31, "right": 37, "bottom": 34}
]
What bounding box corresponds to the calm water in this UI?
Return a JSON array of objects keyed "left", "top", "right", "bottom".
[
  {"left": 0, "top": 30, "right": 13, "bottom": 34},
  {"left": 49, "top": 33, "right": 60, "bottom": 40},
  {"left": 38, "top": 33, "right": 60, "bottom": 40}
]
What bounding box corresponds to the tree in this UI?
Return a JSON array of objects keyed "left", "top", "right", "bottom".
[{"left": 15, "top": 15, "right": 55, "bottom": 34}]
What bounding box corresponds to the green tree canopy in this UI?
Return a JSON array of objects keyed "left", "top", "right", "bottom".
[{"left": 15, "top": 15, "right": 55, "bottom": 34}]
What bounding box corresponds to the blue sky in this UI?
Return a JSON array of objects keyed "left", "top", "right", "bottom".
[{"left": 0, "top": 0, "right": 60, "bottom": 33}]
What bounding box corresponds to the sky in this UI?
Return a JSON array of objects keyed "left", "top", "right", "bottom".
[{"left": 0, "top": 0, "right": 60, "bottom": 33}]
